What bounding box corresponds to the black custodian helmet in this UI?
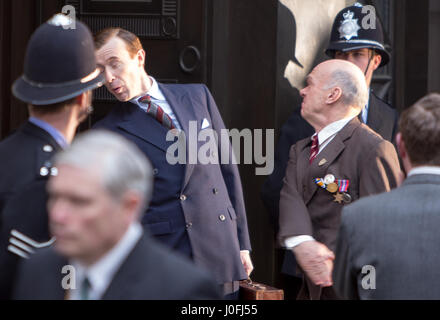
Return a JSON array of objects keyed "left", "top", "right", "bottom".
[
  {"left": 12, "top": 14, "right": 104, "bottom": 105},
  {"left": 325, "top": 2, "right": 390, "bottom": 68}
]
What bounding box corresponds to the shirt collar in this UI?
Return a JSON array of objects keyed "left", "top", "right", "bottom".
[
  {"left": 130, "top": 76, "right": 166, "bottom": 106},
  {"left": 408, "top": 166, "right": 440, "bottom": 177},
  {"left": 28, "top": 117, "right": 68, "bottom": 149},
  {"left": 72, "top": 223, "right": 143, "bottom": 299},
  {"left": 313, "top": 115, "right": 357, "bottom": 146}
]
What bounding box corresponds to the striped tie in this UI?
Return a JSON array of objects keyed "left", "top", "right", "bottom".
[
  {"left": 309, "top": 135, "right": 319, "bottom": 164},
  {"left": 138, "top": 94, "right": 176, "bottom": 130}
]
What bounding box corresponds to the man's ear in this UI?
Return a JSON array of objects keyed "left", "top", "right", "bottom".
[
  {"left": 74, "top": 93, "right": 85, "bottom": 106},
  {"left": 371, "top": 52, "right": 382, "bottom": 71},
  {"left": 396, "top": 132, "right": 406, "bottom": 159},
  {"left": 137, "top": 49, "right": 146, "bottom": 68},
  {"left": 121, "top": 190, "right": 142, "bottom": 224},
  {"left": 326, "top": 87, "right": 342, "bottom": 105}
]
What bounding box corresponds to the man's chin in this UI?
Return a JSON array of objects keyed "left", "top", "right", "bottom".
[{"left": 113, "top": 92, "right": 130, "bottom": 102}]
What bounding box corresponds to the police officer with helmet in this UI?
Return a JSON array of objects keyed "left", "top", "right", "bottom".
[
  {"left": 326, "top": 2, "right": 398, "bottom": 142},
  {"left": 0, "top": 14, "right": 104, "bottom": 299}
]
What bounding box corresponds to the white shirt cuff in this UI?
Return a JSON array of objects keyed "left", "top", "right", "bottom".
[{"left": 284, "top": 235, "right": 315, "bottom": 248}]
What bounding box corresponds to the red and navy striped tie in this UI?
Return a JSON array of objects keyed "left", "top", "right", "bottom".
[
  {"left": 309, "top": 135, "right": 319, "bottom": 164},
  {"left": 138, "top": 94, "right": 176, "bottom": 130}
]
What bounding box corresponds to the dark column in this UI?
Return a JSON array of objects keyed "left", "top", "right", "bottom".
[{"left": 210, "top": 0, "right": 278, "bottom": 285}]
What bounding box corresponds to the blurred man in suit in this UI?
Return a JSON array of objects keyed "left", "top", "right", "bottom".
[
  {"left": 334, "top": 93, "right": 440, "bottom": 300},
  {"left": 92, "top": 28, "right": 252, "bottom": 299},
  {"left": 13, "top": 131, "right": 221, "bottom": 300},
  {"left": 278, "top": 59, "right": 400, "bottom": 300},
  {"left": 0, "top": 14, "right": 104, "bottom": 299}
]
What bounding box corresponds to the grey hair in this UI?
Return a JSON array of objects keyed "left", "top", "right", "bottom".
[
  {"left": 323, "top": 69, "right": 369, "bottom": 109},
  {"left": 54, "top": 130, "right": 154, "bottom": 215}
]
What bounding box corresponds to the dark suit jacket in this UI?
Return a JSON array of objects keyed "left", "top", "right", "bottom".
[
  {"left": 278, "top": 117, "right": 401, "bottom": 299},
  {"left": 366, "top": 92, "right": 399, "bottom": 143},
  {"left": 334, "top": 174, "right": 440, "bottom": 300},
  {"left": 13, "top": 233, "right": 222, "bottom": 300},
  {"left": 0, "top": 121, "right": 60, "bottom": 299},
  {"left": 94, "top": 83, "right": 251, "bottom": 285}
]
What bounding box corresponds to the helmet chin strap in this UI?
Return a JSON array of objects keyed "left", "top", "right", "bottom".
[{"left": 364, "top": 49, "right": 374, "bottom": 77}]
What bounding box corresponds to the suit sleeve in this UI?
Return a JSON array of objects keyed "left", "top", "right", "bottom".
[
  {"left": 359, "top": 139, "right": 400, "bottom": 197},
  {"left": 333, "top": 207, "right": 359, "bottom": 300},
  {"left": 201, "top": 85, "right": 251, "bottom": 251},
  {"left": 278, "top": 144, "right": 313, "bottom": 245}
]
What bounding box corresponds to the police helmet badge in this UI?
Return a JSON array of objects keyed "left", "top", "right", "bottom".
[{"left": 338, "top": 10, "right": 361, "bottom": 40}]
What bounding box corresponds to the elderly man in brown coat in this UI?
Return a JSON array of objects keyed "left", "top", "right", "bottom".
[{"left": 278, "top": 59, "right": 401, "bottom": 300}]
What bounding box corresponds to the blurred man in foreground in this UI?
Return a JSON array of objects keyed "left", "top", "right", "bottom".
[{"left": 13, "top": 131, "right": 221, "bottom": 300}]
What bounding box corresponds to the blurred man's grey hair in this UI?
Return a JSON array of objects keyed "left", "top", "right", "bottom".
[{"left": 54, "top": 130, "right": 154, "bottom": 214}]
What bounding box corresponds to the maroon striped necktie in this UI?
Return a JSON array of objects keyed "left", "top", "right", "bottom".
[
  {"left": 309, "top": 135, "right": 319, "bottom": 164},
  {"left": 138, "top": 94, "right": 176, "bottom": 130}
]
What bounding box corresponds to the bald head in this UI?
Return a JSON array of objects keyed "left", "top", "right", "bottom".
[
  {"left": 300, "top": 59, "right": 369, "bottom": 131},
  {"left": 318, "top": 60, "right": 369, "bottom": 109}
]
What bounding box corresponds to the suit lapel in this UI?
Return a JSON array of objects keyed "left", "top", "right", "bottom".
[
  {"left": 117, "top": 102, "right": 170, "bottom": 152},
  {"left": 159, "top": 83, "right": 198, "bottom": 190},
  {"left": 101, "top": 235, "right": 148, "bottom": 300},
  {"left": 303, "top": 118, "right": 361, "bottom": 205}
]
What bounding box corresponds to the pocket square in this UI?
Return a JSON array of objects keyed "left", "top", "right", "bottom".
[{"left": 201, "top": 118, "right": 210, "bottom": 129}]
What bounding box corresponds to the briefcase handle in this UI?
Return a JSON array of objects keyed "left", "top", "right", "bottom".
[{"left": 244, "top": 277, "right": 267, "bottom": 290}]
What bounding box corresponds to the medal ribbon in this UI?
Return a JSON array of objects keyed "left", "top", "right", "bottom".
[
  {"left": 337, "top": 179, "right": 349, "bottom": 192},
  {"left": 314, "top": 178, "right": 326, "bottom": 189}
]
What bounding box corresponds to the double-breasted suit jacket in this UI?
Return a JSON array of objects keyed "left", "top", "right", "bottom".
[
  {"left": 278, "top": 117, "right": 401, "bottom": 299},
  {"left": 94, "top": 83, "right": 251, "bottom": 285}
]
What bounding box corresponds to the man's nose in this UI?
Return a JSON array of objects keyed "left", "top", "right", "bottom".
[
  {"left": 300, "top": 88, "right": 306, "bottom": 98},
  {"left": 49, "top": 199, "right": 69, "bottom": 224},
  {"left": 104, "top": 68, "right": 115, "bottom": 83}
]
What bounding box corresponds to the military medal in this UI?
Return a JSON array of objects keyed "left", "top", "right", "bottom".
[
  {"left": 342, "top": 193, "right": 352, "bottom": 204},
  {"left": 333, "top": 192, "right": 344, "bottom": 204},
  {"left": 314, "top": 174, "right": 352, "bottom": 205},
  {"left": 323, "top": 174, "right": 335, "bottom": 184},
  {"left": 326, "top": 182, "right": 338, "bottom": 193}
]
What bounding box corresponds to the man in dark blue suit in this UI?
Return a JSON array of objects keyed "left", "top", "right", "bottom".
[{"left": 93, "top": 28, "right": 253, "bottom": 298}]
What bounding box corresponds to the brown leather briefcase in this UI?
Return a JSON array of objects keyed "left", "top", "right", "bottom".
[{"left": 239, "top": 279, "right": 284, "bottom": 300}]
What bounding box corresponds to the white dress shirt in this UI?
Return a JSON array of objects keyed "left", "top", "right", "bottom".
[
  {"left": 69, "top": 223, "right": 143, "bottom": 300},
  {"left": 360, "top": 90, "right": 370, "bottom": 124},
  {"left": 130, "top": 76, "right": 182, "bottom": 130},
  {"left": 407, "top": 166, "right": 440, "bottom": 177},
  {"left": 284, "top": 115, "right": 357, "bottom": 249}
]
